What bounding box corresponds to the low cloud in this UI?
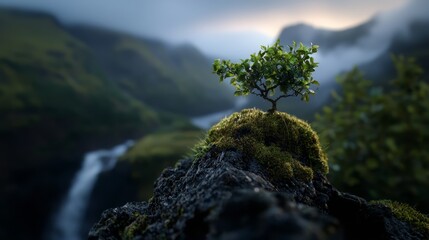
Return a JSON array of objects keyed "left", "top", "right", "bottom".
[{"left": 313, "top": 0, "right": 429, "bottom": 90}]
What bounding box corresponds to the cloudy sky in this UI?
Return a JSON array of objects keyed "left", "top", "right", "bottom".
[{"left": 0, "top": 0, "right": 414, "bottom": 58}]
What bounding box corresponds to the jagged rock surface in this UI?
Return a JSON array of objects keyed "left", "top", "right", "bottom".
[{"left": 89, "top": 150, "right": 424, "bottom": 240}]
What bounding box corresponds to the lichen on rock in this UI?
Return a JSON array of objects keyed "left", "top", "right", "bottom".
[{"left": 194, "top": 108, "right": 328, "bottom": 182}]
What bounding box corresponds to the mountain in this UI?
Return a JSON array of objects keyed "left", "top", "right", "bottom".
[
  {"left": 67, "top": 26, "right": 234, "bottom": 116},
  {"left": 0, "top": 8, "right": 161, "bottom": 164},
  {"left": 0, "top": 8, "right": 160, "bottom": 240},
  {"left": 360, "top": 20, "right": 429, "bottom": 84},
  {"left": 278, "top": 20, "right": 375, "bottom": 52},
  {"left": 0, "top": 8, "right": 233, "bottom": 240}
]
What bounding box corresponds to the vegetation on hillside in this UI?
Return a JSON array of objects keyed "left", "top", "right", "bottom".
[
  {"left": 0, "top": 8, "right": 229, "bottom": 239},
  {"left": 0, "top": 8, "right": 235, "bottom": 172},
  {"left": 0, "top": 9, "right": 160, "bottom": 167},
  {"left": 314, "top": 56, "right": 429, "bottom": 212},
  {"left": 121, "top": 128, "right": 204, "bottom": 200},
  {"left": 68, "top": 26, "right": 234, "bottom": 116}
]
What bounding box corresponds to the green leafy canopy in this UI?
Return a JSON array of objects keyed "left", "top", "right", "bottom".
[{"left": 213, "top": 40, "right": 319, "bottom": 112}]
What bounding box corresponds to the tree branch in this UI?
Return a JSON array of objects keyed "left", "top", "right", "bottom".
[
  {"left": 274, "top": 94, "right": 293, "bottom": 102},
  {"left": 253, "top": 81, "right": 269, "bottom": 98},
  {"left": 266, "top": 83, "right": 280, "bottom": 92}
]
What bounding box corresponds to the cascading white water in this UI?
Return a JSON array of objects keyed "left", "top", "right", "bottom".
[{"left": 48, "top": 140, "right": 134, "bottom": 240}]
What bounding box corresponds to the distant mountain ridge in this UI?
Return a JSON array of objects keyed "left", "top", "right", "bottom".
[
  {"left": 360, "top": 19, "right": 429, "bottom": 83},
  {"left": 278, "top": 19, "right": 376, "bottom": 52},
  {"left": 278, "top": 14, "right": 429, "bottom": 81},
  {"left": 67, "top": 25, "right": 233, "bottom": 116}
]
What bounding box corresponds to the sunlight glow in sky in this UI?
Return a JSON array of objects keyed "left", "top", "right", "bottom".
[
  {"left": 0, "top": 0, "right": 412, "bottom": 58},
  {"left": 191, "top": 0, "right": 407, "bottom": 37}
]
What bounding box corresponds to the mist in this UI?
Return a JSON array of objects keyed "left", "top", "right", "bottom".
[
  {"left": 311, "top": 0, "right": 429, "bottom": 94},
  {"left": 0, "top": 0, "right": 409, "bottom": 60}
]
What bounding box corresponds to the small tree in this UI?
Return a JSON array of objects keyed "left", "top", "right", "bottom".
[{"left": 213, "top": 40, "right": 319, "bottom": 112}]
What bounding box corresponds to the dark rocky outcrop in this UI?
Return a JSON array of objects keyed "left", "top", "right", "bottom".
[
  {"left": 89, "top": 109, "right": 427, "bottom": 239},
  {"left": 88, "top": 151, "right": 424, "bottom": 240}
]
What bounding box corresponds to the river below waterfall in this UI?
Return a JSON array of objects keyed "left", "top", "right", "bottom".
[
  {"left": 191, "top": 97, "right": 248, "bottom": 129},
  {"left": 46, "top": 98, "right": 247, "bottom": 240},
  {"left": 47, "top": 140, "right": 134, "bottom": 240}
]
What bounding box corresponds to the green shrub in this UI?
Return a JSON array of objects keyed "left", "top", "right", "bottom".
[
  {"left": 314, "top": 56, "right": 429, "bottom": 211},
  {"left": 122, "top": 130, "right": 204, "bottom": 199}
]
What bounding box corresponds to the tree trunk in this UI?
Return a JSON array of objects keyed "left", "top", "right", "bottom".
[{"left": 268, "top": 101, "right": 277, "bottom": 113}]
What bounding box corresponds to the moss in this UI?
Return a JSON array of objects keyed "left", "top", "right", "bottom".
[
  {"left": 371, "top": 200, "right": 429, "bottom": 236},
  {"left": 121, "top": 214, "right": 148, "bottom": 240},
  {"left": 191, "top": 136, "right": 212, "bottom": 160},
  {"left": 195, "top": 108, "right": 328, "bottom": 182}
]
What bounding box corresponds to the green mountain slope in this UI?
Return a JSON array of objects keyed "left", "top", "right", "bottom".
[
  {"left": 0, "top": 9, "right": 187, "bottom": 240},
  {"left": 0, "top": 9, "right": 160, "bottom": 168},
  {"left": 0, "top": 7, "right": 235, "bottom": 240},
  {"left": 68, "top": 26, "right": 234, "bottom": 116}
]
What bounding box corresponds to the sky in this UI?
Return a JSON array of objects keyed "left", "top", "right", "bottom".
[{"left": 0, "top": 0, "right": 411, "bottom": 59}]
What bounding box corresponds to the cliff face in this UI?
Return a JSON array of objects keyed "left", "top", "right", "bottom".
[{"left": 89, "top": 109, "right": 427, "bottom": 239}]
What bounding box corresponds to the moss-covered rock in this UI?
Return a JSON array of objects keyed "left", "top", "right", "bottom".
[
  {"left": 371, "top": 200, "right": 429, "bottom": 237},
  {"left": 89, "top": 111, "right": 429, "bottom": 240},
  {"left": 194, "top": 108, "right": 328, "bottom": 182}
]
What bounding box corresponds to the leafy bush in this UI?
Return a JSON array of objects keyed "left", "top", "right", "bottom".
[{"left": 314, "top": 56, "right": 429, "bottom": 212}]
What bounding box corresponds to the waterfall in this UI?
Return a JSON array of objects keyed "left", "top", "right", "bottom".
[{"left": 48, "top": 140, "right": 134, "bottom": 240}]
